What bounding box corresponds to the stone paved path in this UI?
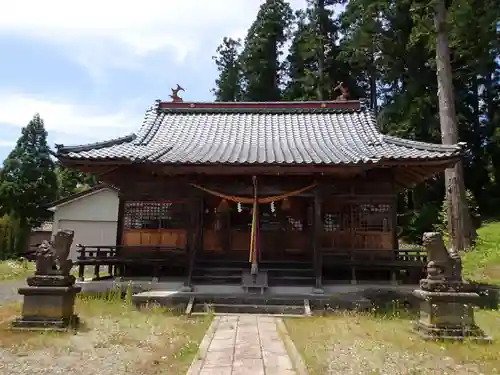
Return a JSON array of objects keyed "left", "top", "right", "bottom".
[{"left": 187, "top": 315, "right": 301, "bottom": 375}]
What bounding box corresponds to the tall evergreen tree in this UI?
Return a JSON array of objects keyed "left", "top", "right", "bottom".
[
  {"left": 434, "top": 0, "right": 473, "bottom": 249},
  {"left": 210, "top": 0, "right": 500, "bottom": 242},
  {"left": 55, "top": 163, "right": 99, "bottom": 199},
  {"left": 0, "top": 113, "right": 58, "bottom": 228},
  {"left": 212, "top": 37, "right": 243, "bottom": 101},
  {"left": 284, "top": 1, "right": 348, "bottom": 101},
  {"left": 240, "top": 0, "right": 294, "bottom": 101},
  {"left": 283, "top": 10, "right": 319, "bottom": 100}
]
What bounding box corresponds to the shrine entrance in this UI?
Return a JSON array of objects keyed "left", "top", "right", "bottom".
[{"left": 201, "top": 194, "right": 312, "bottom": 262}]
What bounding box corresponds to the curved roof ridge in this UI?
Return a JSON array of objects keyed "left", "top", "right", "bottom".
[
  {"left": 133, "top": 100, "right": 162, "bottom": 145},
  {"left": 159, "top": 107, "right": 362, "bottom": 114},
  {"left": 382, "top": 134, "right": 463, "bottom": 152},
  {"left": 55, "top": 133, "right": 137, "bottom": 153},
  {"left": 56, "top": 100, "right": 161, "bottom": 153}
]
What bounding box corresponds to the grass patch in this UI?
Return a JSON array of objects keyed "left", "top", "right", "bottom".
[
  {"left": 463, "top": 221, "right": 500, "bottom": 286},
  {"left": 0, "top": 259, "right": 33, "bottom": 282},
  {"left": 0, "top": 288, "right": 212, "bottom": 375},
  {"left": 285, "top": 310, "right": 500, "bottom": 375},
  {"left": 0, "top": 259, "right": 98, "bottom": 283}
]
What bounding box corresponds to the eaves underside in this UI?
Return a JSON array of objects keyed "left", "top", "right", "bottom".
[{"left": 58, "top": 155, "right": 460, "bottom": 167}]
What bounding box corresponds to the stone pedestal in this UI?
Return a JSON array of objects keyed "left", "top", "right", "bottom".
[
  {"left": 12, "top": 275, "right": 81, "bottom": 331},
  {"left": 241, "top": 270, "right": 268, "bottom": 294},
  {"left": 413, "top": 288, "right": 491, "bottom": 342}
]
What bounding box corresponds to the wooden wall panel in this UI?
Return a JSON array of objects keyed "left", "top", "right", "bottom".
[
  {"left": 203, "top": 229, "right": 222, "bottom": 252},
  {"left": 122, "top": 229, "right": 187, "bottom": 249}
]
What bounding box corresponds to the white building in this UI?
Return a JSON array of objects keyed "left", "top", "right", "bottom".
[{"left": 48, "top": 185, "right": 120, "bottom": 260}]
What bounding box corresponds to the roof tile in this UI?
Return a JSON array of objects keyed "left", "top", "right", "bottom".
[{"left": 56, "top": 103, "right": 462, "bottom": 165}]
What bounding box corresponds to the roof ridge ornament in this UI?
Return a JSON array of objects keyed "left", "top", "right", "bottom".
[
  {"left": 333, "top": 81, "right": 349, "bottom": 101},
  {"left": 170, "top": 84, "right": 185, "bottom": 102}
]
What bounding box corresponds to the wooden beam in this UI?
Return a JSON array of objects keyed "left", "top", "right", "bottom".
[
  {"left": 313, "top": 185, "right": 323, "bottom": 290},
  {"left": 390, "top": 171, "right": 399, "bottom": 252},
  {"left": 58, "top": 156, "right": 459, "bottom": 175},
  {"left": 157, "top": 165, "right": 367, "bottom": 176},
  {"left": 96, "top": 166, "right": 121, "bottom": 177}
]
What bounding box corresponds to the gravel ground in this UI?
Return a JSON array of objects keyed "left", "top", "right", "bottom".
[
  {"left": 0, "top": 281, "right": 24, "bottom": 306},
  {"left": 325, "top": 339, "right": 487, "bottom": 375},
  {"left": 0, "top": 285, "right": 210, "bottom": 375},
  {"left": 285, "top": 313, "right": 500, "bottom": 375},
  {"left": 0, "top": 333, "right": 153, "bottom": 375}
]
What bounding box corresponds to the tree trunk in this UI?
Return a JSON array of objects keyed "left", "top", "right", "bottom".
[
  {"left": 316, "top": 0, "right": 326, "bottom": 100},
  {"left": 434, "top": 0, "right": 473, "bottom": 250},
  {"left": 369, "top": 38, "right": 377, "bottom": 114}
]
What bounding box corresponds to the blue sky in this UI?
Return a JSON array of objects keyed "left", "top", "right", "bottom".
[{"left": 0, "top": 0, "right": 310, "bottom": 162}]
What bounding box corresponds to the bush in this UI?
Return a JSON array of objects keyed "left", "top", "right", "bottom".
[
  {"left": 399, "top": 203, "right": 440, "bottom": 245},
  {"left": 435, "top": 189, "right": 481, "bottom": 244},
  {"left": 0, "top": 214, "right": 28, "bottom": 260}
]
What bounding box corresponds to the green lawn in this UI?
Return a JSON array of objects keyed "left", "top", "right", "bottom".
[
  {"left": 462, "top": 221, "right": 500, "bottom": 286},
  {"left": 0, "top": 260, "right": 96, "bottom": 283},
  {"left": 285, "top": 310, "right": 500, "bottom": 375},
  {"left": 286, "top": 221, "right": 500, "bottom": 375},
  {"left": 0, "top": 259, "right": 33, "bottom": 282}
]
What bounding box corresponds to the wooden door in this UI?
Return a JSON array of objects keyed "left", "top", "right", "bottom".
[{"left": 260, "top": 197, "right": 312, "bottom": 261}]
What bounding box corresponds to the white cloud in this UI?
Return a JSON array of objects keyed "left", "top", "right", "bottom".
[
  {"left": 0, "top": 140, "right": 15, "bottom": 148},
  {"left": 0, "top": 92, "right": 144, "bottom": 145},
  {"left": 0, "top": 0, "right": 306, "bottom": 74}
]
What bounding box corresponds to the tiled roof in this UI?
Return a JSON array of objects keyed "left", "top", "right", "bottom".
[{"left": 56, "top": 101, "right": 462, "bottom": 165}]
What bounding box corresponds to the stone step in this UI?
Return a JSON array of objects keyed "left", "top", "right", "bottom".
[
  {"left": 268, "top": 276, "right": 315, "bottom": 286},
  {"left": 192, "top": 267, "right": 242, "bottom": 277},
  {"left": 195, "top": 259, "right": 313, "bottom": 269},
  {"left": 191, "top": 302, "right": 305, "bottom": 315}
]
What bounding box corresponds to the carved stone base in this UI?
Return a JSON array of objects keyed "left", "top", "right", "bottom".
[
  {"left": 27, "top": 275, "right": 76, "bottom": 287},
  {"left": 12, "top": 283, "right": 81, "bottom": 331},
  {"left": 413, "top": 289, "right": 491, "bottom": 342},
  {"left": 12, "top": 315, "right": 80, "bottom": 331},
  {"left": 241, "top": 271, "right": 268, "bottom": 294},
  {"left": 419, "top": 279, "right": 474, "bottom": 293}
]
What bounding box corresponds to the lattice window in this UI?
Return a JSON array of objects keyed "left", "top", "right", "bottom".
[
  {"left": 123, "top": 201, "right": 187, "bottom": 230},
  {"left": 352, "top": 202, "right": 391, "bottom": 232},
  {"left": 323, "top": 213, "right": 339, "bottom": 232},
  {"left": 286, "top": 216, "right": 303, "bottom": 232},
  {"left": 322, "top": 203, "right": 351, "bottom": 232}
]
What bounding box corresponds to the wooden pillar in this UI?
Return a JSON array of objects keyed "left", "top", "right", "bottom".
[
  {"left": 184, "top": 187, "right": 201, "bottom": 290},
  {"left": 313, "top": 184, "right": 323, "bottom": 291},
  {"left": 391, "top": 170, "right": 399, "bottom": 251},
  {"left": 115, "top": 196, "right": 125, "bottom": 277},
  {"left": 390, "top": 169, "right": 399, "bottom": 284}
]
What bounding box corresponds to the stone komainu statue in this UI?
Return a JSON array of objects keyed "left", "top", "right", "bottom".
[
  {"left": 35, "top": 229, "right": 75, "bottom": 276},
  {"left": 422, "top": 232, "right": 462, "bottom": 283}
]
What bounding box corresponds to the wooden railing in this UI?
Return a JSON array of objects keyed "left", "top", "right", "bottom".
[
  {"left": 75, "top": 244, "right": 187, "bottom": 281},
  {"left": 74, "top": 244, "right": 428, "bottom": 284},
  {"left": 321, "top": 248, "right": 427, "bottom": 284},
  {"left": 321, "top": 248, "right": 427, "bottom": 264}
]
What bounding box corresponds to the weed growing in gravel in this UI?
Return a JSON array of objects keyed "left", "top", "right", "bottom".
[
  {"left": 285, "top": 308, "right": 500, "bottom": 375},
  {"left": 0, "top": 285, "right": 212, "bottom": 375}
]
